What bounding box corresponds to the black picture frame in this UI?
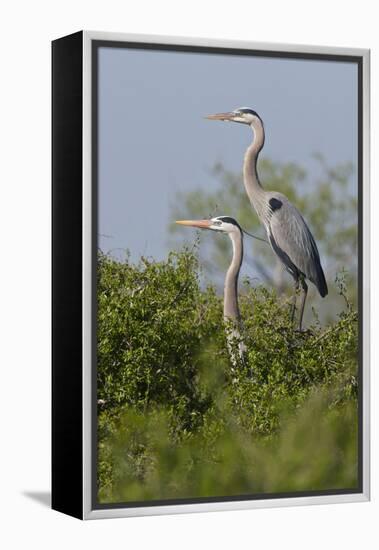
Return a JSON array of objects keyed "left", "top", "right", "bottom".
[{"left": 52, "top": 31, "right": 370, "bottom": 520}]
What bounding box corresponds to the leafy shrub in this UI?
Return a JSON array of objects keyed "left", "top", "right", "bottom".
[
  {"left": 97, "top": 249, "right": 221, "bottom": 428},
  {"left": 97, "top": 249, "right": 358, "bottom": 503},
  {"left": 99, "top": 393, "right": 358, "bottom": 503}
]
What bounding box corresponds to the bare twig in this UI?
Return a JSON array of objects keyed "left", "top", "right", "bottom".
[{"left": 311, "top": 311, "right": 357, "bottom": 346}]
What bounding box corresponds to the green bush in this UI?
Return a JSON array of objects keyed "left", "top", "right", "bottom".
[
  {"left": 97, "top": 248, "right": 221, "bottom": 429},
  {"left": 97, "top": 249, "right": 358, "bottom": 503},
  {"left": 99, "top": 394, "right": 358, "bottom": 503}
]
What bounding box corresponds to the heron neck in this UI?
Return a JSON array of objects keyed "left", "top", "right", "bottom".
[
  {"left": 243, "top": 120, "right": 267, "bottom": 217},
  {"left": 224, "top": 231, "right": 243, "bottom": 322}
]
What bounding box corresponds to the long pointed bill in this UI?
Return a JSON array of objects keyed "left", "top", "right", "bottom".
[
  {"left": 205, "top": 112, "right": 236, "bottom": 121},
  {"left": 176, "top": 219, "right": 212, "bottom": 229}
]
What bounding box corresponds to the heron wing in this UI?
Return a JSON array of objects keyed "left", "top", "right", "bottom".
[{"left": 268, "top": 197, "right": 328, "bottom": 297}]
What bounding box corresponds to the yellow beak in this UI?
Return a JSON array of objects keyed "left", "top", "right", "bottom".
[
  {"left": 204, "top": 112, "right": 235, "bottom": 121},
  {"left": 175, "top": 219, "right": 212, "bottom": 229}
]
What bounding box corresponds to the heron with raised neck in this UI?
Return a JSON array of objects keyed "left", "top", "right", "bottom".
[{"left": 206, "top": 108, "right": 328, "bottom": 330}]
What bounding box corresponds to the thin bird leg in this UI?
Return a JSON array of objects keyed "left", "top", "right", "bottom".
[
  {"left": 298, "top": 277, "right": 308, "bottom": 331},
  {"left": 291, "top": 278, "right": 300, "bottom": 324}
]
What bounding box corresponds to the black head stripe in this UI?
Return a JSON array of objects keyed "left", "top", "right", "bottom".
[
  {"left": 237, "top": 107, "right": 261, "bottom": 119},
  {"left": 217, "top": 216, "right": 242, "bottom": 230}
]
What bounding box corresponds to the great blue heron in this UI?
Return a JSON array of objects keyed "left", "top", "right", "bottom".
[
  {"left": 176, "top": 216, "right": 246, "bottom": 362},
  {"left": 206, "top": 108, "right": 328, "bottom": 330}
]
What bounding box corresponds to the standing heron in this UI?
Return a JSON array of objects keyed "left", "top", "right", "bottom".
[
  {"left": 176, "top": 216, "right": 246, "bottom": 362},
  {"left": 206, "top": 108, "right": 328, "bottom": 330}
]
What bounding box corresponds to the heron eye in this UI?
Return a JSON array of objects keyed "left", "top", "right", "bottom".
[{"left": 213, "top": 220, "right": 222, "bottom": 226}]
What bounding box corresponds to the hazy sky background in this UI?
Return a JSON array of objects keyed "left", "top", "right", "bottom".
[{"left": 98, "top": 46, "right": 358, "bottom": 260}]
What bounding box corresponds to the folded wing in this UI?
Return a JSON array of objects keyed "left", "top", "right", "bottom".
[{"left": 267, "top": 198, "right": 328, "bottom": 297}]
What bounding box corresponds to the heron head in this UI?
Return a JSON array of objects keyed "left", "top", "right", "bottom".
[
  {"left": 205, "top": 107, "right": 262, "bottom": 126},
  {"left": 176, "top": 216, "right": 242, "bottom": 234}
]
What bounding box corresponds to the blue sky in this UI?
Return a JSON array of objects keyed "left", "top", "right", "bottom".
[{"left": 98, "top": 46, "right": 357, "bottom": 260}]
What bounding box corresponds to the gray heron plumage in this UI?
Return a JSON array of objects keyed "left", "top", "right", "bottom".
[
  {"left": 176, "top": 216, "right": 246, "bottom": 362},
  {"left": 206, "top": 108, "right": 328, "bottom": 330}
]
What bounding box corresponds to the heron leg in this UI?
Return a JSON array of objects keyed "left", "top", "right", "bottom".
[
  {"left": 291, "top": 278, "right": 300, "bottom": 324},
  {"left": 298, "top": 277, "right": 308, "bottom": 331}
]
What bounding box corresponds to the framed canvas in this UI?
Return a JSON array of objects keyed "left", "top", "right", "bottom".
[{"left": 52, "top": 30, "right": 370, "bottom": 520}]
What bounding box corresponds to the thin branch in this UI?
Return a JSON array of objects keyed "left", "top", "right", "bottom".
[{"left": 311, "top": 311, "right": 358, "bottom": 346}]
